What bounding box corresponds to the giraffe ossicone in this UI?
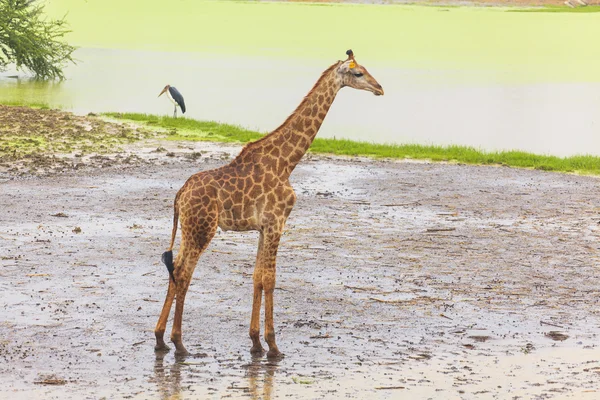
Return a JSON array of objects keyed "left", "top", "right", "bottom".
[{"left": 154, "top": 50, "right": 384, "bottom": 359}]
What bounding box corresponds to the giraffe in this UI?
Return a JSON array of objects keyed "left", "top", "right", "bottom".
[{"left": 154, "top": 49, "right": 384, "bottom": 359}]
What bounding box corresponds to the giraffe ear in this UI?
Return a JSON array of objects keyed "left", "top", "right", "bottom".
[{"left": 338, "top": 61, "right": 352, "bottom": 73}]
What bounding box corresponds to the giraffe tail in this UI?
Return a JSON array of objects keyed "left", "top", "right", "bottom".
[
  {"left": 162, "top": 197, "right": 180, "bottom": 284},
  {"left": 162, "top": 250, "right": 175, "bottom": 284}
]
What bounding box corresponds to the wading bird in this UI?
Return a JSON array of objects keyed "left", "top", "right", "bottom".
[{"left": 158, "top": 85, "right": 186, "bottom": 118}]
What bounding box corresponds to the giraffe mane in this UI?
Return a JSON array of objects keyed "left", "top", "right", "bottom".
[{"left": 236, "top": 60, "right": 342, "bottom": 157}]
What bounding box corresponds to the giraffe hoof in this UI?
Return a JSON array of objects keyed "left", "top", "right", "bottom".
[
  {"left": 174, "top": 348, "right": 191, "bottom": 359},
  {"left": 250, "top": 345, "right": 265, "bottom": 356},
  {"left": 266, "top": 349, "right": 284, "bottom": 360},
  {"left": 154, "top": 343, "right": 171, "bottom": 353}
]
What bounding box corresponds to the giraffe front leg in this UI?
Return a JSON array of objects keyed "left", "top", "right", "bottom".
[
  {"left": 249, "top": 233, "right": 265, "bottom": 355},
  {"left": 249, "top": 278, "right": 265, "bottom": 355},
  {"left": 263, "top": 275, "right": 282, "bottom": 359},
  {"left": 260, "top": 228, "right": 284, "bottom": 359}
]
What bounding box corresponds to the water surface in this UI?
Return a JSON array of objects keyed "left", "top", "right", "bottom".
[{"left": 2, "top": 0, "right": 600, "bottom": 156}]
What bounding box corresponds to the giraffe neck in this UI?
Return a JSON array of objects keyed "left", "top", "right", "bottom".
[{"left": 239, "top": 62, "right": 343, "bottom": 179}]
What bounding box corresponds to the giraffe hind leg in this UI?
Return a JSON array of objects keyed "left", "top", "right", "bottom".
[
  {"left": 154, "top": 249, "right": 178, "bottom": 352},
  {"left": 170, "top": 214, "right": 218, "bottom": 357},
  {"left": 155, "top": 276, "right": 176, "bottom": 352}
]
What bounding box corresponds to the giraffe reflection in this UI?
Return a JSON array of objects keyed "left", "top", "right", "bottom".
[
  {"left": 154, "top": 50, "right": 384, "bottom": 359},
  {"left": 152, "top": 353, "right": 279, "bottom": 399},
  {"left": 246, "top": 357, "right": 279, "bottom": 400},
  {"left": 152, "top": 352, "right": 183, "bottom": 399}
]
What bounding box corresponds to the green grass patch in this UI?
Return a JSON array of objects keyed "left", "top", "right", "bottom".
[
  {"left": 0, "top": 136, "right": 49, "bottom": 156},
  {"left": 292, "top": 376, "right": 314, "bottom": 385},
  {"left": 102, "top": 112, "right": 264, "bottom": 143},
  {"left": 105, "top": 112, "right": 600, "bottom": 176},
  {"left": 0, "top": 99, "right": 51, "bottom": 109}
]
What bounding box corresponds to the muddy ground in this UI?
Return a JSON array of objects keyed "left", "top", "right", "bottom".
[{"left": 1, "top": 108, "right": 600, "bottom": 399}]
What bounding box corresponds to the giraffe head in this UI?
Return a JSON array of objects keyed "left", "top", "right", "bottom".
[{"left": 337, "top": 49, "right": 384, "bottom": 96}]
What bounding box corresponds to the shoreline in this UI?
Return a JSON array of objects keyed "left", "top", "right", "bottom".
[{"left": 1, "top": 103, "right": 599, "bottom": 179}]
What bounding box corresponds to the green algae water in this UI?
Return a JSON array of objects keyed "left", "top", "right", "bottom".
[{"left": 1, "top": 0, "right": 600, "bottom": 156}]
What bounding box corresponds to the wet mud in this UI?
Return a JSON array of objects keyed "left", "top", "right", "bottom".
[{"left": 1, "top": 117, "right": 600, "bottom": 398}]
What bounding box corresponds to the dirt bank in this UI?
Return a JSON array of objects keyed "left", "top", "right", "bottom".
[{"left": 1, "top": 107, "right": 600, "bottom": 399}]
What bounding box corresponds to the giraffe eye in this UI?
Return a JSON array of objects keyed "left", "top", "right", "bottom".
[{"left": 353, "top": 72, "right": 364, "bottom": 78}]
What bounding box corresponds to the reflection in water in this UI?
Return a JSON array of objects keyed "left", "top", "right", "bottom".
[
  {"left": 153, "top": 352, "right": 183, "bottom": 400},
  {"left": 2, "top": 47, "right": 600, "bottom": 157},
  {"left": 0, "top": 76, "right": 66, "bottom": 106},
  {"left": 245, "top": 356, "right": 279, "bottom": 400},
  {"left": 152, "top": 352, "right": 279, "bottom": 400}
]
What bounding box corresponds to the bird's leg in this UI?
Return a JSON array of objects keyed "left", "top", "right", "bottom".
[{"left": 173, "top": 106, "right": 177, "bottom": 118}]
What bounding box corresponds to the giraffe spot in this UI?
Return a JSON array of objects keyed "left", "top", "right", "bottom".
[
  {"left": 298, "top": 137, "right": 309, "bottom": 148},
  {"left": 281, "top": 143, "right": 293, "bottom": 158},
  {"left": 223, "top": 199, "right": 233, "bottom": 210},
  {"left": 254, "top": 173, "right": 264, "bottom": 184},
  {"left": 318, "top": 94, "right": 324, "bottom": 105},
  {"left": 232, "top": 191, "right": 243, "bottom": 203},
  {"left": 302, "top": 107, "right": 312, "bottom": 117},
  {"left": 223, "top": 181, "right": 235, "bottom": 192},
  {"left": 305, "top": 118, "right": 312, "bottom": 129},
  {"left": 311, "top": 105, "right": 318, "bottom": 117},
  {"left": 243, "top": 207, "right": 254, "bottom": 219},
  {"left": 249, "top": 185, "right": 262, "bottom": 198},
  {"left": 318, "top": 112, "right": 327, "bottom": 120},
  {"left": 292, "top": 119, "right": 304, "bottom": 131}
]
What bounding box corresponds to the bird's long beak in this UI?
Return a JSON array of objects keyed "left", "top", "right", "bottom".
[{"left": 158, "top": 88, "right": 167, "bottom": 97}]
